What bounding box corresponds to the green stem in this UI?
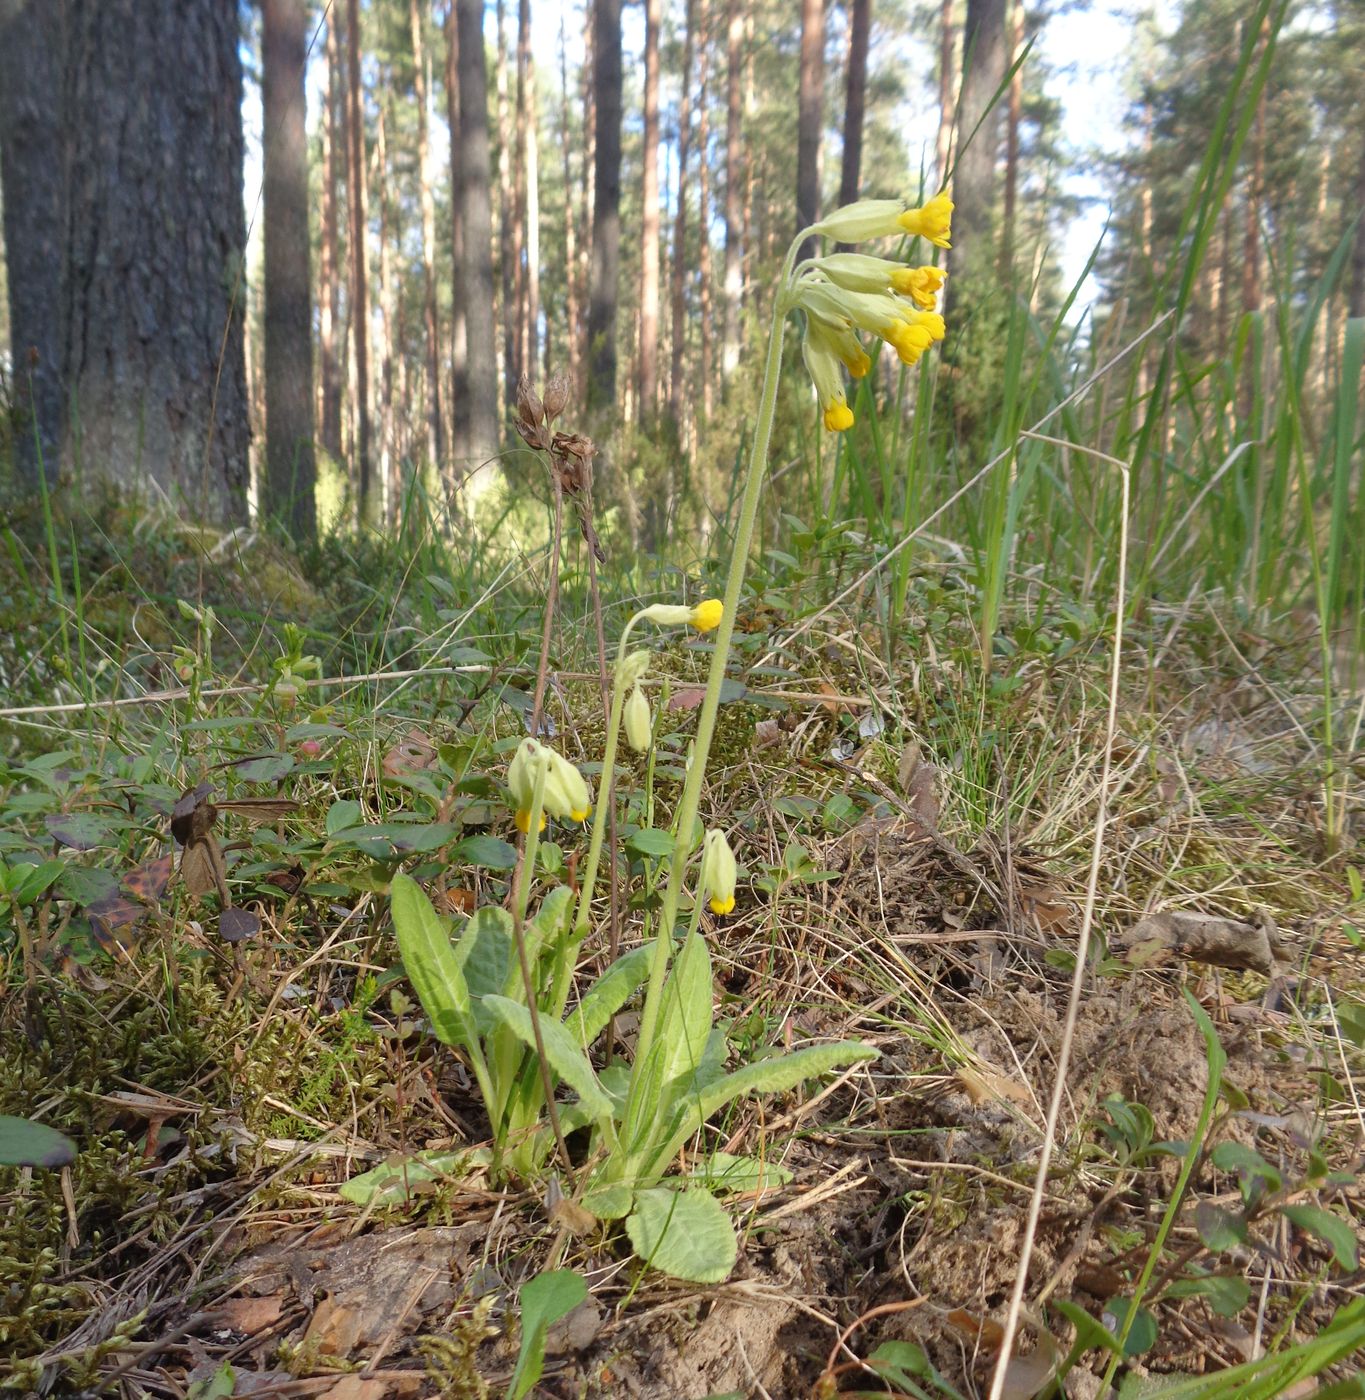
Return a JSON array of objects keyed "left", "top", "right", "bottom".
[{"left": 629, "top": 236, "right": 803, "bottom": 1102}]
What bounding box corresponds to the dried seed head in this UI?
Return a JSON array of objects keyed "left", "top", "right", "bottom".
[
  {"left": 517, "top": 373, "right": 546, "bottom": 429},
  {"left": 542, "top": 372, "right": 570, "bottom": 422}
]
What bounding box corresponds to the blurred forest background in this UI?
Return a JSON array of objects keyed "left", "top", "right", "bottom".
[{"left": 1, "top": 0, "right": 1360, "bottom": 561}]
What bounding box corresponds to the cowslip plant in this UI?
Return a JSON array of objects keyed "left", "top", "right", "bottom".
[{"left": 390, "top": 191, "right": 955, "bottom": 1279}]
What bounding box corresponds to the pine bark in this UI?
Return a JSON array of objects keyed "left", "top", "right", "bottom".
[
  {"left": 639, "top": 0, "right": 662, "bottom": 419},
  {"left": 0, "top": 0, "right": 65, "bottom": 486},
  {"left": 1000, "top": 0, "right": 1022, "bottom": 279},
  {"left": 935, "top": 0, "right": 957, "bottom": 185},
  {"left": 838, "top": 0, "right": 871, "bottom": 212},
  {"left": 696, "top": 0, "right": 713, "bottom": 420},
  {"left": 455, "top": 0, "right": 499, "bottom": 484},
  {"left": 1351, "top": 136, "right": 1365, "bottom": 319},
  {"left": 445, "top": 0, "right": 467, "bottom": 464},
  {"left": 319, "top": 12, "right": 344, "bottom": 462},
  {"left": 344, "top": 0, "right": 373, "bottom": 522},
  {"left": 262, "top": 0, "right": 317, "bottom": 541},
  {"left": 496, "top": 0, "right": 517, "bottom": 399},
  {"left": 410, "top": 0, "right": 444, "bottom": 469},
  {"left": 42, "top": 0, "right": 248, "bottom": 519},
  {"left": 517, "top": 0, "right": 539, "bottom": 377},
  {"left": 376, "top": 102, "right": 397, "bottom": 521},
  {"left": 721, "top": 0, "right": 743, "bottom": 380},
  {"left": 558, "top": 14, "right": 581, "bottom": 389},
  {"left": 669, "top": 0, "right": 695, "bottom": 424},
  {"left": 954, "top": 0, "right": 1007, "bottom": 269},
  {"left": 586, "top": 0, "right": 623, "bottom": 414},
  {"left": 795, "top": 0, "right": 826, "bottom": 264}
]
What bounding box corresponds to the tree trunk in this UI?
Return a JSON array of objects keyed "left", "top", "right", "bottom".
[
  {"left": 0, "top": 0, "right": 65, "bottom": 487},
  {"left": 344, "top": 0, "right": 373, "bottom": 522},
  {"left": 445, "top": 0, "right": 467, "bottom": 470},
  {"left": 262, "top": 0, "right": 316, "bottom": 541},
  {"left": 376, "top": 102, "right": 397, "bottom": 523},
  {"left": 558, "top": 13, "right": 581, "bottom": 390},
  {"left": 410, "top": 0, "right": 444, "bottom": 470},
  {"left": 496, "top": 0, "right": 517, "bottom": 400},
  {"left": 838, "top": 0, "right": 870, "bottom": 213},
  {"left": 721, "top": 0, "right": 743, "bottom": 381},
  {"left": 586, "top": 0, "right": 623, "bottom": 415},
  {"left": 935, "top": 0, "right": 957, "bottom": 185},
  {"left": 669, "top": 0, "right": 695, "bottom": 424},
  {"left": 1000, "top": 0, "right": 1022, "bottom": 280},
  {"left": 455, "top": 0, "right": 499, "bottom": 485},
  {"left": 954, "top": 0, "right": 1007, "bottom": 269},
  {"left": 696, "top": 0, "right": 713, "bottom": 421},
  {"left": 319, "top": 11, "right": 344, "bottom": 463},
  {"left": 58, "top": 0, "right": 249, "bottom": 519},
  {"left": 517, "top": 0, "right": 539, "bottom": 378},
  {"left": 1351, "top": 137, "right": 1365, "bottom": 319},
  {"left": 639, "top": 0, "right": 662, "bottom": 420},
  {"left": 795, "top": 0, "right": 825, "bottom": 265}
]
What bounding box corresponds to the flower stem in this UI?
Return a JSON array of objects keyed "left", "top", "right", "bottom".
[{"left": 629, "top": 237, "right": 802, "bottom": 1097}]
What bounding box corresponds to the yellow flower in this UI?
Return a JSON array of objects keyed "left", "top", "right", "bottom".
[
  {"left": 514, "top": 808, "right": 547, "bottom": 834},
  {"left": 898, "top": 193, "right": 953, "bottom": 248},
  {"left": 508, "top": 739, "right": 592, "bottom": 828},
  {"left": 624, "top": 682, "right": 653, "bottom": 752},
  {"left": 700, "top": 829, "right": 737, "bottom": 916},
  {"left": 690, "top": 599, "right": 724, "bottom": 632},
  {"left": 891, "top": 264, "right": 947, "bottom": 310},
  {"left": 806, "top": 198, "right": 912, "bottom": 244},
  {"left": 809, "top": 314, "right": 871, "bottom": 379},
  {"left": 810, "top": 252, "right": 901, "bottom": 295},
  {"left": 803, "top": 322, "right": 857, "bottom": 433}
]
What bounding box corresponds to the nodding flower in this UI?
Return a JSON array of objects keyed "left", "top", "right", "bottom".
[
  {"left": 507, "top": 738, "right": 593, "bottom": 832},
  {"left": 803, "top": 322, "right": 857, "bottom": 433},
  {"left": 892, "top": 264, "right": 947, "bottom": 310},
  {"left": 639, "top": 599, "right": 725, "bottom": 632},
  {"left": 624, "top": 682, "right": 653, "bottom": 752},
  {"left": 699, "top": 829, "right": 738, "bottom": 916},
  {"left": 897, "top": 192, "right": 954, "bottom": 247}
]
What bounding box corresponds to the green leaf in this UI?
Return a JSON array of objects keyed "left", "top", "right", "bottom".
[
  {"left": 581, "top": 1183, "right": 634, "bottom": 1220},
  {"left": 0, "top": 1115, "right": 77, "bottom": 1168},
  {"left": 186, "top": 1360, "right": 236, "bottom": 1400},
  {"left": 44, "top": 812, "right": 115, "bottom": 851},
  {"left": 625, "top": 1187, "right": 738, "bottom": 1283},
  {"left": 692, "top": 1152, "right": 793, "bottom": 1194},
  {"left": 1164, "top": 1274, "right": 1250, "bottom": 1318},
  {"left": 326, "top": 799, "right": 363, "bottom": 837},
  {"left": 1052, "top": 1297, "right": 1123, "bottom": 1356},
  {"left": 564, "top": 945, "right": 652, "bottom": 1046},
  {"left": 1210, "top": 1141, "right": 1282, "bottom": 1202},
  {"left": 455, "top": 906, "right": 514, "bottom": 1007},
  {"left": 519, "top": 885, "right": 574, "bottom": 975},
  {"left": 454, "top": 834, "right": 519, "bottom": 869},
  {"left": 657, "top": 928, "right": 714, "bottom": 1089},
  {"left": 235, "top": 752, "right": 295, "bottom": 782},
  {"left": 1195, "top": 1201, "right": 1247, "bottom": 1253},
  {"left": 626, "top": 828, "right": 676, "bottom": 858},
  {"left": 1102, "top": 1298, "right": 1157, "bottom": 1357},
  {"left": 11, "top": 859, "right": 66, "bottom": 905},
  {"left": 508, "top": 1269, "right": 588, "bottom": 1400},
  {"left": 649, "top": 1041, "right": 878, "bottom": 1177},
  {"left": 482, "top": 995, "right": 613, "bottom": 1120},
  {"left": 339, "top": 1150, "right": 473, "bottom": 1206},
  {"left": 1282, "top": 1203, "right": 1359, "bottom": 1269},
  {"left": 56, "top": 864, "right": 120, "bottom": 907},
  {"left": 390, "top": 874, "right": 479, "bottom": 1056}
]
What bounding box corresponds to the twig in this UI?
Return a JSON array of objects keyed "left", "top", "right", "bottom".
[{"left": 529, "top": 477, "right": 564, "bottom": 739}]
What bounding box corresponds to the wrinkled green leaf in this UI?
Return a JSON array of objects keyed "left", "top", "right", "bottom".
[
  {"left": 565, "top": 945, "right": 652, "bottom": 1045},
  {"left": 693, "top": 1151, "right": 793, "bottom": 1194},
  {"left": 657, "top": 928, "right": 714, "bottom": 1088},
  {"left": 390, "top": 874, "right": 479, "bottom": 1055},
  {"left": 625, "top": 1187, "right": 737, "bottom": 1283},
  {"left": 482, "top": 995, "right": 613, "bottom": 1119},
  {"left": 339, "top": 1149, "right": 472, "bottom": 1206}
]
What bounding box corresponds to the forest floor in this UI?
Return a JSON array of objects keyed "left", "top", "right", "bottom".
[{"left": 2, "top": 501, "right": 1363, "bottom": 1399}]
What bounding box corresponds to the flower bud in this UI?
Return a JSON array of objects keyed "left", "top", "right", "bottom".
[
  {"left": 618, "top": 648, "right": 652, "bottom": 688},
  {"left": 699, "top": 829, "right": 737, "bottom": 916},
  {"left": 624, "top": 683, "right": 653, "bottom": 752}
]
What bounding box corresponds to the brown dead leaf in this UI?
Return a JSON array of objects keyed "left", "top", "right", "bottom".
[
  {"left": 946, "top": 1307, "right": 1006, "bottom": 1350},
  {"left": 1118, "top": 909, "right": 1284, "bottom": 975},
  {"left": 546, "top": 1297, "right": 604, "bottom": 1355},
  {"left": 215, "top": 1294, "right": 288, "bottom": 1335},
  {"left": 317, "top": 1379, "right": 390, "bottom": 1400},
  {"left": 668, "top": 686, "right": 706, "bottom": 712},
  {"left": 957, "top": 1064, "right": 1033, "bottom": 1108},
  {"left": 383, "top": 728, "right": 438, "bottom": 778},
  {"left": 897, "top": 742, "right": 940, "bottom": 834},
  {"left": 303, "top": 1293, "right": 365, "bottom": 1357},
  {"left": 434, "top": 886, "right": 476, "bottom": 915}
]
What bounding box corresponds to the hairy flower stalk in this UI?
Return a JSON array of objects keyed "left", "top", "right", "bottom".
[{"left": 626, "top": 192, "right": 952, "bottom": 1107}]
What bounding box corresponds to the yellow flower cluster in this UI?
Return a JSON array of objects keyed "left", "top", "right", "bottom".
[
  {"left": 795, "top": 193, "right": 952, "bottom": 433},
  {"left": 507, "top": 738, "right": 592, "bottom": 833}
]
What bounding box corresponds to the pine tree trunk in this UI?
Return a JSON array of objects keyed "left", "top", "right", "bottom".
[
  {"left": 496, "top": 0, "right": 517, "bottom": 400},
  {"left": 262, "top": 0, "right": 316, "bottom": 541},
  {"left": 669, "top": 0, "right": 695, "bottom": 425},
  {"left": 1000, "top": 0, "right": 1022, "bottom": 280},
  {"left": 639, "top": 0, "right": 662, "bottom": 420},
  {"left": 586, "top": 0, "right": 623, "bottom": 415},
  {"left": 558, "top": 14, "right": 581, "bottom": 390},
  {"left": 0, "top": 0, "right": 64, "bottom": 486},
  {"left": 319, "top": 12, "right": 344, "bottom": 462},
  {"left": 721, "top": 0, "right": 743, "bottom": 381},
  {"left": 838, "top": 0, "right": 870, "bottom": 213},
  {"left": 696, "top": 0, "right": 713, "bottom": 421},
  {"left": 376, "top": 102, "right": 397, "bottom": 524},
  {"left": 795, "top": 0, "right": 825, "bottom": 265},
  {"left": 935, "top": 0, "right": 957, "bottom": 185},
  {"left": 580, "top": 2, "right": 595, "bottom": 387},
  {"left": 455, "top": 0, "right": 499, "bottom": 486},
  {"left": 410, "top": 0, "right": 444, "bottom": 470},
  {"left": 1350, "top": 137, "right": 1365, "bottom": 319},
  {"left": 345, "top": 0, "right": 373, "bottom": 522},
  {"left": 954, "top": 0, "right": 1007, "bottom": 270},
  {"left": 445, "top": 0, "right": 467, "bottom": 468},
  {"left": 517, "top": 0, "right": 539, "bottom": 377},
  {"left": 59, "top": 0, "right": 249, "bottom": 519}
]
